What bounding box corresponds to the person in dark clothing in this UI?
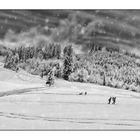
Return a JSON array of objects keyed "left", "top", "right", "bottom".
[
  {"left": 85, "top": 92, "right": 87, "bottom": 95},
  {"left": 79, "top": 92, "right": 83, "bottom": 95},
  {"left": 108, "top": 97, "right": 112, "bottom": 104},
  {"left": 112, "top": 97, "right": 116, "bottom": 104}
]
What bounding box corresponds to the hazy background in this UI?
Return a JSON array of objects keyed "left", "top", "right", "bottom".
[{"left": 1, "top": 10, "right": 140, "bottom": 54}]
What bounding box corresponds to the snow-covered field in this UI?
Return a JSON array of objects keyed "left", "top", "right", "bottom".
[{"left": 0, "top": 63, "right": 140, "bottom": 130}]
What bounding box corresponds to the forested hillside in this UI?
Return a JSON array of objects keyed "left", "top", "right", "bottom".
[{"left": 1, "top": 10, "right": 140, "bottom": 92}]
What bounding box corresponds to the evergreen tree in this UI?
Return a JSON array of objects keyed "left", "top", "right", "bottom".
[
  {"left": 4, "top": 52, "right": 19, "bottom": 71},
  {"left": 63, "top": 45, "right": 73, "bottom": 80},
  {"left": 46, "top": 68, "right": 55, "bottom": 86},
  {"left": 56, "top": 44, "right": 61, "bottom": 59}
]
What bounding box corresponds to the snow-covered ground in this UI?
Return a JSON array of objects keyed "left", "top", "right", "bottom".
[{"left": 0, "top": 63, "right": 140, "bottom": 130}]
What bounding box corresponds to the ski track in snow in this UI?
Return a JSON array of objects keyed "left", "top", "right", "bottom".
[{"left": 0, "top": 87, "right": 140, "bottom": 129}]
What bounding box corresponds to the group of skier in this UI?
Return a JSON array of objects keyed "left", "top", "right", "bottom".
[
  {"left": 79, "top": 92, "right": 87, "bottom": 95},
  {"left": 108, "top": 97, "right": 116, "bottom": 104}
]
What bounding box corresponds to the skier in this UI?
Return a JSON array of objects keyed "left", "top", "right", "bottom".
[
  {"left": 108, "top": 97, "right": 112, "bottom": 104},
  {"left": 112, "top": 97, "right": 116, "bottom": 104}
]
